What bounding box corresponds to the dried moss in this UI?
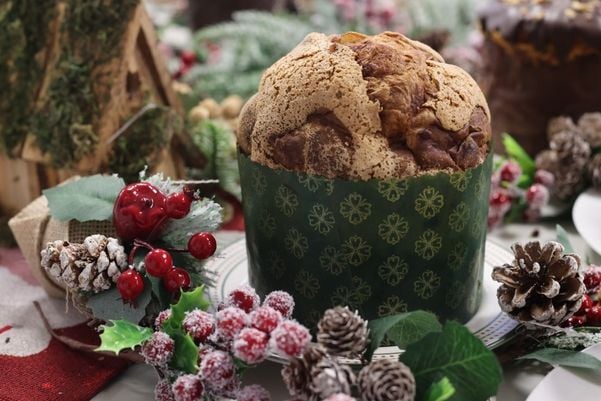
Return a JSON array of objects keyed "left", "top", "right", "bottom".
[
  {"left": 0, "top": 0, "right": 58, "bottom": 153},
  {"left": 108, "top": 106, "right": 180, "bottom": 183},
  {"left": 1, "top": 0, "right": 140, "bottom": 166}
]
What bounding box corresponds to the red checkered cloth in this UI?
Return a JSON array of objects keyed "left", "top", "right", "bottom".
[{"left": 0, "top": 248, "right": 130, "bottom": 401}]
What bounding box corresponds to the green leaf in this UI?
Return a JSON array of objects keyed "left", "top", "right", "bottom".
[
  {"left": 519, "top": 348, "right": 601, "bottom": 371},
  {"left": 556, "top": 225, "right": 574, "bottom": 254},
  {"left": 401, "top": 321, "right": 503, "bottom": 401},
  {"left": 425, "top": 377, "right": 456, "bottom": 401},
  {"left": 169, "top": 332, "right": 200, "bottom": 373},
  {"left": 43, "top": 175, "right": 125, "bottom": 222},
  {"left": 502, "top": 133, "right": 536, "bottom": 177},
  {"left": 366, "top": 311, "right": 442, "bottom": 360},
  {"left": 164, "top": 286, "right": 211, "bottom": 330},
  {"left": 96, "top": 320, "right": 152, "bottom": 355},
  {"left": 86, "top": 279, "right": 153, "bottom": 325}
]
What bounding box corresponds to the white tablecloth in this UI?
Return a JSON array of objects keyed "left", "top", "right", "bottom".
[{"left": 93, "top": 222, "right": 589, "bottom": 401}]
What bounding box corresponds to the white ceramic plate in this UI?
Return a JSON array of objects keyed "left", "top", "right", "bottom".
[
  {"left": 525, "top": 342, "right": 601, "bottom": 401},
  {"left": 205, "top": 238, "right": 519, "bottom": 363},
  {"left": 573, "top": 188, "right": 601, "bottom": 258}
]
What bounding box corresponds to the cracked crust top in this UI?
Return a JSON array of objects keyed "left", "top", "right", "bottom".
[{"left": 238, "top": 31, "right": 491, "bottom": 180}]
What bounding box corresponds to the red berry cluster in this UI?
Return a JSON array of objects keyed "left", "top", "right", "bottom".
[
  {"left": 149, "top": 286, "right": 306, "bottom": 401},
  {"left": 488, "top": 161, "right": 553, "bottom": 229},
  {"left": 562, "top": 265, "right": 601, "bottom": 328},
  {"left": 112, "top": 182, "right": 217, "bottom": 303}
]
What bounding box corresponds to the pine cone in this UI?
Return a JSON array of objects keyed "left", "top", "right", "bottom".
[
  {"left": 41, "top": 235, "right": 128, "bottom": 293},
  {"left": 282, "top": 344, "right": 354, "bottom": 401},
  {"left": 549, "top": 131, "right": 590, "bottom": 201},
  {"left": 547, "top": 116, "right": 577, "bottom": 140},
  {"left": 588, "top": 153, "right": 601, "bottom": 189},
  {"left": 578, "top": 112, "right": 601, "bottom": 148},
  {"left": 308, "top": 357, "right": 355, "bottom": 400},
  {"left": 492, "top": 241, "right": 586, "bottom": 326},
  {"left": 282, "top": 345, "right": 327, "bottom": 400},
  {"left": 357, "top": 359, "right": 416, "bottom": 401},
  {"left": 317, "top": 306, "right": 369, "bottom": 358}
]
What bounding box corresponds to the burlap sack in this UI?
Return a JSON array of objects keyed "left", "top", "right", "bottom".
[{"left": 8, "top": 196, "right": 115, "bottom": 298}]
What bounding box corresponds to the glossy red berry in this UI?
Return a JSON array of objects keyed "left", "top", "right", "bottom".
[
  {"left": 145, "top": 249, "right": 173, "bottom": 277},
  {"left": 180, "top": 50, "right": 197, "bottom": 66},
  {"left": 188, "top": 232, "right": 217, "bottom": 260},
  {"left": 166, "top": 192, "right": 192, "bottom": 219},
  {"left": 561, "top": 314, "right": 587, "bottom": 328},
  {"left": 578, "top": 294, "right": 594, "bottom": 315},
  {"left": 117, "top": 269, "right": 145, "bottom": 302},
  {"left": 113, "top": 182, "right": 168, "bottom": 241},
  {"left": 583, "top": 265, "right": 601, "bottom": 294},
  {"left": 586, "top": 305, "right": 601, "bottom": 326},
  {"left": 164, "top": 268, "right": 191, "bottom": 293}
]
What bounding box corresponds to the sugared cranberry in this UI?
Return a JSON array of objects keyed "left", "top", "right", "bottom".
[
  {"left": 227, "top": 285, "right": 260, "bottom": 313},
  {"left": 233, "top": 328, "right": 269, "bottom": 365},
  {"left": 263, "top": 291, "right": 295, "bottom": 319}
]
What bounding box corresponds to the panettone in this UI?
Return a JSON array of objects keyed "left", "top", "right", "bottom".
[{"left": 238, "top": 32, "right": 491, "bottom": 180}]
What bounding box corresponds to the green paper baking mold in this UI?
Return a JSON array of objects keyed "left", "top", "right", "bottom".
[{"left": 239, "top": 152, "right": 493, "bottom": 328}]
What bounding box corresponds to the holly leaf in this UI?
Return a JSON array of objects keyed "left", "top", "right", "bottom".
[
  {"left": 43, "top": 175, "right": 125, "bottom": 222},
  {"left": 86, "top": 279, "right": 152, "bottom": 325},
  {"left": 555, "top": 224, "right": 574, "bottom": 254},
  {"left": 96, "top": 320, "right": 152, "bottom": 355},
  {"left": 400, "top": 321, "right": 503, "bottom": 401},
  {"left": 366, "top": 311, "right": 442, "bottom": 360},
  {"left": 164, "top": 286, "right": 211, "bottom": 330},
  {"left": 169, "top": 332, "right": 200, "bottom": 373},
  {"left": 161, "top": 198, "right": 222, "bottom": 248},
  {"left": 425, "top": 377, "right": 456, "bottom": 401},
  {"left": 502, "top": 133, "right": 536, "bottom": 178},
  {"left": 518, "top": 348, "right": 601, "bottom": 371}
]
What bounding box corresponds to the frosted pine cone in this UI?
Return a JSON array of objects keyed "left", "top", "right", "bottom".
[
  {"left": 588, "top": 154, "right": 601, "bottom": 189},
  {"left": 547, "top": 132, "right": 590, "bottom": 201},
  {"left": 547, "top": 115, "right": 577, "bottom": 140},
  {"left": 492, "top": 241, "right": 586, "bottom": 326},
  {"left": 317, "top": 307, "right": 369, "bottom": 358},
  {"left": 308, "top": 357, "right": 355, "bottom": 400},
  {"left": 41, "top": 235, "right": 128, "bottom": 293},
  {"left": 282, "top": 345, "right": 326, "bottom": 400},
  {"left": 357, "top": 359, "right": 416, "bottom": 401},
  {"left": 578, "top": 112, "right": 601, "bottom": 148}
]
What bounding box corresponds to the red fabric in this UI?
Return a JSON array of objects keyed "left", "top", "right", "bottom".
[
  {"left": 0, "top": 324, "right": 129, "bottom": 401},
  {"left": 0, "top": 248, "right": 129, "bottom": 401}
]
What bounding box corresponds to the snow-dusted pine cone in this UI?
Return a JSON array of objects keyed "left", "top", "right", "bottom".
[
  {"left": 588, "top": 153, "right": 601, "bottom": 189},
  {"left": 578, "top": 112, "right": 601, "bottom": 148},
  {"left": 317, "top": 306, "right": 369, "bottom": 358},
  {"left": 492, "top": 241, "right": 586, "bottom": 326},
  {"left": 547, "top": 115, "right": 577, "bottom": 140},
  {"left": 41, "top": 235, "right": 128, "bottom": 293},
  {"left": 282, "top": 344, "right": 354, "bottom": 401},
  {"left": 357, "top": 359, "right": 416, "bottom": 401},
  {"left": 548, "top": 131, "right": 590, "bottom": 201},
  {"left": 282, "top": 344, "right": 327, "bottom": 400}
]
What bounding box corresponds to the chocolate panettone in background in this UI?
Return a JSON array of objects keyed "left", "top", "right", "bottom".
[
  {"left": 237, "top": 31, "right": 493, "bottom": 326},
  {"left": 479, "top": 0, "right": 601, "bottom": 155}
]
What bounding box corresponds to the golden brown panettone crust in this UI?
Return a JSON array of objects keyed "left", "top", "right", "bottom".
[{"left": 238, "top": 31, "right": 491, "bottom": 180}]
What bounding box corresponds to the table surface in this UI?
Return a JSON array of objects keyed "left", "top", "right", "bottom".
[{"left": 93, "top": 221, "right": 591, "bottom": 401}]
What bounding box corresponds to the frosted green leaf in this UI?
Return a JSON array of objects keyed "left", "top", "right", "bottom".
[
  {"left": 44, "top": 175, "right": 125, "bottom": 222},
  {"left": 161, "top": 199, "right": 222, "bottom": 247}
]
